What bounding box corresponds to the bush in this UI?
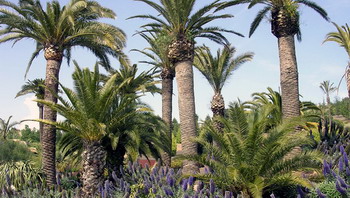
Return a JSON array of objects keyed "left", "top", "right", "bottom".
[
  {"left": 0, "top": 139, "right": 32, "bottom": 163},
  {"left": 332, "top": 98, "right": 350, "bottom": 119}
]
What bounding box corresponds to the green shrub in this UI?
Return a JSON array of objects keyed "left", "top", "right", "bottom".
[
  {"left": 309, "top": 181, "right": 347, "bottom": 198},
  {"left": 0, "top": 140, "right": 32, "bottom": 163},
  {"left": 332, "top": 98, "right": 350, "bottom": 119}
]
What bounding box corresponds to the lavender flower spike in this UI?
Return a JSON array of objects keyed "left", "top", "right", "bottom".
[
  {"left": 316, "top": 188, "right": 326, "bottom": 198},
  {"left": 336, "top": 180, "right": 348, "bottom": 194},
  {"left": 209, "top": 179, "right": 216, "bottom": 194}
]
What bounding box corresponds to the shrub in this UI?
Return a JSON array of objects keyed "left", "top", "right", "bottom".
[{"left": 0, "top": 139, "right": 32, "bottom": 163}]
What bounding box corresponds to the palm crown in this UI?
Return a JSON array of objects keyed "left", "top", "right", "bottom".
[
  {"left": 194, "top": 45, "right": 253, "bottom": 93},
  {"left": 0, "top": 0, "right": 126, "bottom": 73},
  {"left": 219, "top": 0, "right": 329, "bottom": 40}
]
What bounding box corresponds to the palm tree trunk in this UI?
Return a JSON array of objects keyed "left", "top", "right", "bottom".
[
  {"left": 42, "top": 57, "right": 61, "bottom": 186},
  {"left": 161, "top": 69, "right": 174, "bottom": 166},
  {"left": 38, "top": 103, "right": 44, "bottom": 143},
  {"left": 278, "top": 36, "right": 300, "bottom": 119},
  {"left": 175, "top": 60, "right": 199, "bottom": 174},
  {"left": 82, "top": 140, "right": 106, "bottom": 197},
  {"left": 211, "top": 92, "right": 225, "bottom": 147}
]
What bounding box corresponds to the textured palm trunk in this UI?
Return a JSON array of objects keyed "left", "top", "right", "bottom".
[
  {"left": 211, "top": 92, "right": 225, "bottom": 147},
  {"left": 81, "top": 141, "right": 106, "bottom": 197},
  {"left": 38, "top": 103, "right": 44, "bottom": 143},
  {"left": 175, "top": 60, "right": 199, "bottom": 174},
  {"left": 346, "top": 65, "right": 350, "bottom": 98},
  {"left": 161, "top": 69, "right": 174, "bottom": 166},
  {"left": 42, "top": 46, "right": 62, "bottom": 185},
  {"left": 278, "top": 36, "right": 300, "bottom": 119}
]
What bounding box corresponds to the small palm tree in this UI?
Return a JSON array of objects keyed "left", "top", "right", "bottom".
[
  {"left": 218, "top": 0, "right": 329, "bottom": 119},
  {"left": 131, "top": 0, "right": 240, "bottom": 174},
  {"left": 320, "top": 80, "right": 337, "bottom": 106},
  {"left": 0, "top": 0, "right": 126, "bottom": 184},
  {"left": 16, "top": 79, "right": 45, "bottom": 141},
  {"left": 0, "top": 116, "right": 19, "bottom": 140},
  {"left": 183, "top": 103, "right": 322, "bottom": 197},
  {"left": 324, "top": 23, "right": 350, "bottom": 98},
  {"left": 133, "top": 32, "right": 174, "bottom": 165},
  {"left": 194, "top": 45, "right": 253, "bottom": 118},
  {"left": 36, "top": 62, "right": 134, "bottom": 196}
]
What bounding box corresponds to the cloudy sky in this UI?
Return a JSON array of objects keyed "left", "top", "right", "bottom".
[{"left": 0, "top": 0, "right": 349, "bottom": 129}]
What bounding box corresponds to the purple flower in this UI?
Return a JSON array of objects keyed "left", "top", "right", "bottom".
[
  {"left": 339, "top": 158, "right": 344, "bottom": 172},
  {"left": 196, "top": 181, "right": 204, "bottom": 193},
  {"left": 182, "top": 179, "right": 188, "bottom": 191},
  {"left": 5, "top": 173, "right": 10, "bottom": 186},
  {"left": 188, "top": 176, "right": 194, "bottom": 186},
  {"left": 56, "top": 173, "right": 61, "bottom": 186},
  {"left": 166, "top": 175, "right": 174, "bottom": 187},
  {"left": 340, "top": 145, "right": 346, "bottom": 154},
  {"left": 209, "top": 179, "right": 215, "bottom": 194},
  {"left": 163, "top": 187, "right": 174, "bottom": 196},
  {"left": 337, "top": 176, "right": 350, "bottom": 188},
  {"left": 112, "top": 171, "right": 118, "bottom": 182},
  {"left": 323, "top": 160, "right": 331, "bottom": 176},
  {"left": 336, "top": 180, "right": 348, "bottom": 194},
  {"left": 270, "top": 193, "right": 275, "bottom": 198},
  {"left": 346, "top": 167, "right": 350, "bottom": 177},
  {"left": 331, "top": 170, "right": 338, "bottom": 178},
  {"left": 316, "top": 188, "right": 326, "bottom": 198},
  {"left": 119, "top": 165, "right": 124, "bottom": 176},
  {"left": 296, "top": 186, "right": 307, "bottom": 198}
]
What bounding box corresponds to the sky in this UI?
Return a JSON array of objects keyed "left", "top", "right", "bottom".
[{"left": 0, "top": 0, "right": 349, "bottom": 129}]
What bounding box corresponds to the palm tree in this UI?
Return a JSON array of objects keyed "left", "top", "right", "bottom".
[
  {"left": 183, "top": 103, "right": 322, "bottom": 197},
  {"left": 133, "top": 32, "right": 174, "bottom": 166},
  {"left": 16, "top": 79, "right": 45, "bottom": 142},
  {"left": 130, "top": 0, "right": 241, "bottom": 174},
  {"left": 194, "top": 45, "right": 253, "bottom": 119},
  {"left": 0, "top": 116, "right": 19, "bottom": 140},
  {"left": 36, "top": 62, "right": 134, "bottom": 196},
  {"left": 324, "top": 23, "right": 350, "bottom": 98},
  {"left": 218, "top": 0, "right": 329, "bottom": 119},
  {"left": 320, "top": 80, "right": 337, "bottom": 106},
  {"left": 0, "top": 0, "right": 126, "bottom": 185}
]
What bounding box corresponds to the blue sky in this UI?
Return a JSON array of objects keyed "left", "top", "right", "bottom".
[{"left": 0, "top": 0, "right": 349, "bottom": 129}]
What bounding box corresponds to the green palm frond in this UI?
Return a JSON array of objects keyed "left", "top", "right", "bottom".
[{"left": 180, "top": 102, "right": 322, "bottom": 196}]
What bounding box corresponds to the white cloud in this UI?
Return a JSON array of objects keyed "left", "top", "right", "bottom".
[{"left": 19, "top": 96, "right": 39, "bottom": 130}]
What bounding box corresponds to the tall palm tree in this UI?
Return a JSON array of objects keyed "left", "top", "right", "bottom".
[
  {"left": 36, "top": 62, "right": 134, "bottom": 196},
  {"left": 0, "top": 0, "right": 126, "bottom": 185},
  {"left": 0, "top": 116, "right": 19, "bottom": 140},
  {"left": 194, "top": 45, "right": 253, "bottom": 118},
  {"left": 324, "top": 23, "right": 350, "bottom": 98},
  {"left": 16, "top": 79, "right": 45, "bottom": 141},
  {"left": 218, "top": 0, "right": 329, "bottom": 119},
  {"left": 133, "top": 32, "right": 174, "bottom": 166},
  {"left": 130, "top": 0, "right": 241, "bottom": 174},
  {"left": 319, "top": 80, "right": 337, "bottom": 106}
]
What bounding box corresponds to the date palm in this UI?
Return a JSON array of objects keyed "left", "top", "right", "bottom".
[
  {"left": 36, "top": 62, "right": 134, "bottom": 196},
  {"left": 324, "top": 23, "right": 350, "bottom": 98},
  {"left": 184, "top": 103, "right": 322, "bottom": 197},
  {"left": 320, "top": 80, "right": 337, "bottom": 106},
  {"left": 16, "top": 79, "right": 45, "bottom": 142},
  {"left": 0, "top": 116, "right": 19, "bottom": 140},
  {"left": 194, "top": 45, "right": 253, "bottom": 118},
  {"left": 218, "top": 0, "right": 329, "bottom": 119},
  {"left": 0, "top": 0, "right": 126, "bottom": 185},
  {"left": 133, "top": 32, "right": 174, "bottom": 166},
  {"left": 130, "top": 0, "right": 241, "bottom": 174}
]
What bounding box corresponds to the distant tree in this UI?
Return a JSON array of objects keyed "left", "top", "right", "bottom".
[
  {"left": 319, "top": 80, "right": 337, "bottom": 106},
  {"left": 0, "top": 116, "right": 19, "bottom": 140},
  {"left": 16, "top": 79, "right": 45, "bottom": 141},
  {"left": 324, "top": 23, "right": 350, "bottom": 98},
  {"left": 0, "top": 140, "right": 32, "bottom": 164}
]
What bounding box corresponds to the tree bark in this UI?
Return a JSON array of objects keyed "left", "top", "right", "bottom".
[
  {"left": 278, "top": 36, "right": 300, "bottom": 119},
  {"left": 175, "top": 60, "right": 199, "bottom": 174},
  {"left": 161, "top": 70, "right": 174, "bottom": 166},
  {"left": 81, "top": 141, "right": 106, "bottom": 197},
  {"left": 42, "top": 58, "right": 61, "bottom": 186},
  {"left": 211, "top": 92, "right": 225, "bottom": 147}
]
